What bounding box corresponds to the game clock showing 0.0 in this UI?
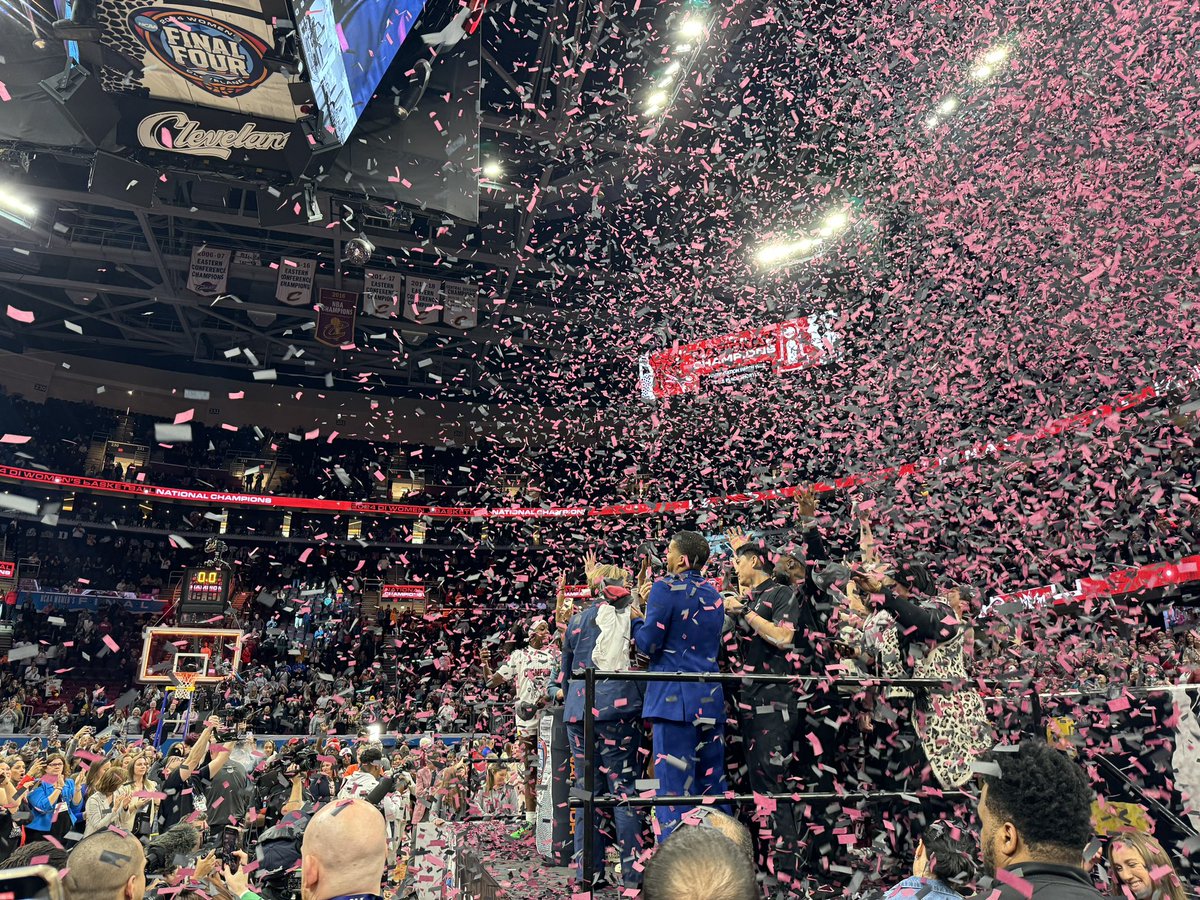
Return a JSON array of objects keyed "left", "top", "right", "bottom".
[{"left": 182, "top": 568, "right": 229, "bottom": 610}]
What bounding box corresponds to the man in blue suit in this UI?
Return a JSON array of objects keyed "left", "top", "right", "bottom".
[
  {"left": 631, "top": 530, "right": 728, "bottom": 840},
  {"left": 561, "top": 577, "right": 646, "bottom": 892}
]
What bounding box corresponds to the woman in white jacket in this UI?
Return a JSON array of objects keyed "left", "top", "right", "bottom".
[{"left": 84, "top": 767, "right": 130, "bottom": 836}]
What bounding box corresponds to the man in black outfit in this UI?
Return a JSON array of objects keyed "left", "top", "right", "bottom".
[
  {"left": 975, "top": 740, "right": 1104, "bottom": 900},
  {"left": 724, "top": 539, "right": 805, "bottom": 897}
]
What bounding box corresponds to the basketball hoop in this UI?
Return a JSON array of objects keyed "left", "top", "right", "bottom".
[{"left": 172, "top": 671, "right": 198, "bottom": 694}]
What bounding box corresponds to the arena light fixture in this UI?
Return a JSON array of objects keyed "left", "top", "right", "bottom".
[
  {"left": 676, "top": 15, "right": 705, "bottom": 40},
  {"left": 0, "top": 185, "right": 36, "bottom": 228},
  {"left": 983, "top": 45, "right": 1010, "bottom": 65},
  {"left": 644, "top": 89, "right": 669, "bottom": 115},
  {"left": 481, "top": 160, "right": 504, "bottom": 180},
  {"left": 937, "top": 96, "right": 960, "bottom": 115}
]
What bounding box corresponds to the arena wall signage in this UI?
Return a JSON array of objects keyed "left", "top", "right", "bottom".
[
  {"left": 118, "top": 99, "right": 310, "bottom": 176},
  {"left": 96, "top": 0, "right": 299, "bottom": 122},
  {"left": 0, "top": 381, "right": 1184, "bottom": 520},
  {"left": 638, "top": 314, "right": 841, "bottom": 401},
  {"left": 981, "top": 554, "right": 1200, "bottom": 617},
  {"left": 0, "top": 561, "right": 15, "bottom": 578},
  {"left": 380, "top": 584, "right": 426, "bottom": 602}
]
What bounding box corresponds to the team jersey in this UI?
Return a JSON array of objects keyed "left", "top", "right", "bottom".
[{"left": 497, "top": 645, "right": 557, "bottom": 727}]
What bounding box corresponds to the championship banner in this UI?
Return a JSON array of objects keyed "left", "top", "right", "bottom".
[
  {"left": 275, "top": 257, "right": 317, "bottom": 306},
  {"left": 363, "top": 270, "right": 402, "bottom": 318},
  {"left": 402, "top": 276, "right": 442, "bottom": 324},
  {"left": 315, "top": 288, "right": 359, "bottom": 347},
  {"left": 441, "top": 281, "right": 479, "bottom": 329},
  {"left": 0, "top": 561, "right": 14, "bottom": 578},
  {"left": 186, "top": 245, "right": 231, "bottom": 296},
  {"left": 381, "top": 584, "right": 426, "bottom": 602}
]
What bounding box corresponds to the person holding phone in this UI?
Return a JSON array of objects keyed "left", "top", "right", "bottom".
[{"left": 25, "top": 754, "right": 84, "bottom": 842}]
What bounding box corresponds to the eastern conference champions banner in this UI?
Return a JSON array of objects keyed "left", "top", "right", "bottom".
[
  {"left": 275, "top": 258, "right": 317, "bottom": 306},
  {"left": 315, "top": 288, "right": 359, "bottom": 347},
  {"left": 363, "top": 270, "right": 402, "bottom": 318},
  {"left": 186, "top": 245, "right": 231, "bottom": 296}
]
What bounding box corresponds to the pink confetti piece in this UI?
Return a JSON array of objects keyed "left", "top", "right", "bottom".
[{"left": 6, "top": 305, "right": 34, "bottom": 323}]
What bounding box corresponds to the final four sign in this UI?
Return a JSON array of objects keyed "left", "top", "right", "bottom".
[{"left": 128, "top": 8, "right": 271, "bottom": 99}]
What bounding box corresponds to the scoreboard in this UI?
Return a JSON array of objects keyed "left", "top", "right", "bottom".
[{"left": 180, "top": 567, "right": 231, "bottom": 615}]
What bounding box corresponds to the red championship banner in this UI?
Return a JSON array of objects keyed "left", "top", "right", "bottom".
[
  {"left": 0, "top": 561, "right": 15, "bottom": 579},
  {"left": 315, "top": 288, "right": 359, "bottom": 347},
  {"left": 562, "top": 585, "right": 591, "bottom": 600},
  {"left": 981, "top": 554, "right": 1200, "bottom": 617},
  {"left": 0, "top": 373, "right": 1194, "bottom": 520}
]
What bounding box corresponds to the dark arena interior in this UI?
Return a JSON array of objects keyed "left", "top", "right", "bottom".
[{"left": 0, "top": 0, "right": 1198, "bottom": 898}]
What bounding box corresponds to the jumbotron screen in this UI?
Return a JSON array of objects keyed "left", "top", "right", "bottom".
[
  {"left": 638, "top": 314, "right": 840, "bottom": 401},
  {"left": 293, "top": 0, "right": 427, "bottom": 143}
]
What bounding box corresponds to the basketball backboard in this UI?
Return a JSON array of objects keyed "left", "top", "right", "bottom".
[{"left": 138, "top": 627, "right": 243, "bottom": 684}]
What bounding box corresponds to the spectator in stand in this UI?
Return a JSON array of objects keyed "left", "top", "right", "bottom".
[
  {"left": 975, "top": 740, "right": 1104, "bottom": 900},
  {"left": 218, "top": 798, "right": 387, "bottom": 900},
  {"left": 642, "top": 825, "right": 759, "bottom": 900},
  {"left": 63, "top": 829, "right": 147, "bottom": 900},
  {"left": 1105, "top": 831, "right": 1188, "bottom": 900},
  {"left": 881, "top": 819, "right": 977, "bottom": 899},
  {"left": 84, "top": 766, "right": 130, "bottom": 836},
  {"left": 632, "top": 531, "right": 728, "bottom": 839},
  {"left": 117, "top": 751, "right": 157, "bottom": 840},
  {"left": 25, "top": 753, "right": 84, "bottom": 842},
  {"left": 0, "top": 839, "right": 70, "bottom": 870},
  {"left": 158, "top": 718, "right": 228, "bottom": 831}
]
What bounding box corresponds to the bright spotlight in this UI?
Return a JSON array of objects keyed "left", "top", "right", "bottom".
[
  {"left": 970, "top": 63, "right": 993, "bottom": 81},
  {"left": 0, "top": 186, "right": 37, "bottom": 227},
  {"left": 661, "top": 61, "right": 681, "bottom": 79},
  {"left": 367, "top": 723, "right": 382, "bottom": 741},
  {"left": 937, "top": 96, "right": 960, "bottom": 115},
  {"left": 824, "top": 210, "right": 849, "bottom": 231},
  {"left": 644, "top": 89, "right": 668, "bottom": 114},
  {"left": 982, "top": 46, "right": 1009, "bottom": 65},
  {"left": 755, "top": 237, "right": 814, "bottom": 267},
  {"left": 482, "top": 160, "right": 504, "bottom": 180},
  {"left": 677, "top": 16, "right": 705, "bottom": 39}
]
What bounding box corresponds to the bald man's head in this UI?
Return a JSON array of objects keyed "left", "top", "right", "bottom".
[
  {"left": 64, "top": 830, "right": 146, "bottom": 900},
  {"left": 301, "top": 799, "right": 388, "bottom": 900}
]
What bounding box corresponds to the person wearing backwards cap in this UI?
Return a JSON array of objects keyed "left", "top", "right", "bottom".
[
  {"left": 561, "top": 560, "right": 646, "bottom": 892},
  {"left": 481, "top": 618, "right": 558, "bottom": 839}
]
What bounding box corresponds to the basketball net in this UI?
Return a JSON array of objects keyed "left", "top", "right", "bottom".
[{"left": 172, "top": 671, "right": 199, "bottom": 695}]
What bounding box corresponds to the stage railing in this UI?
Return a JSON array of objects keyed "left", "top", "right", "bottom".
[{"left": 570, "top": 668, "right": 1200, "bottom": 896}]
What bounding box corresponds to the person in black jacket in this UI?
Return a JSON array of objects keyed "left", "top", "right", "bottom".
[{"left": 975, "top": 740, "right": 1105, "bottom": 900}]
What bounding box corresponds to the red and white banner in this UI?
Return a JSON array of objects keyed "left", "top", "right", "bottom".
[
  {"left": 638, "top": 314, "right": 840, "bottom": 400},
  {"left": 982, "top": 555, "right": 1200, "bottom": 617},
  {"left": 0, "top": 561, "right": 15, "bottom": 579},
  {"left": 562, "top": 585, "right": 591, "bottom": 600},
  {"left": 381, "top": 584, "right": 426, "bottom": 601},
  {"left": 0, "top": 378, "right": 1191, "bottom": 520}
]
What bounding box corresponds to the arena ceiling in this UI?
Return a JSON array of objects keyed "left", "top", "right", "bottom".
[{"left": 0, "top": 0, "right": 780, "bottom": 404}]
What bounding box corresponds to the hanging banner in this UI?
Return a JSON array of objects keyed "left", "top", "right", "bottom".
[
  {"left": 363, "top": 270, "right": 402, "bottom": 318},
  {"left": 315, "top": 288, "right": 359, "bottom": 347},
  {"left": 441, "top": 281, "right": 479, "bottom": 329},
  {"left": 186, "top": 245, "right": 231, "bottom": 296},
  {"left": 275, "top": 257, "right": 317, "bottom": 306},
  {"left": 402, "top": 276, "right": 442, "bottom": 324}
]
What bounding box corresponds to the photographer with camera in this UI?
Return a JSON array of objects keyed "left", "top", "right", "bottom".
[{"left": 158, "top": 716, "right": 230, "bottom": 832}]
